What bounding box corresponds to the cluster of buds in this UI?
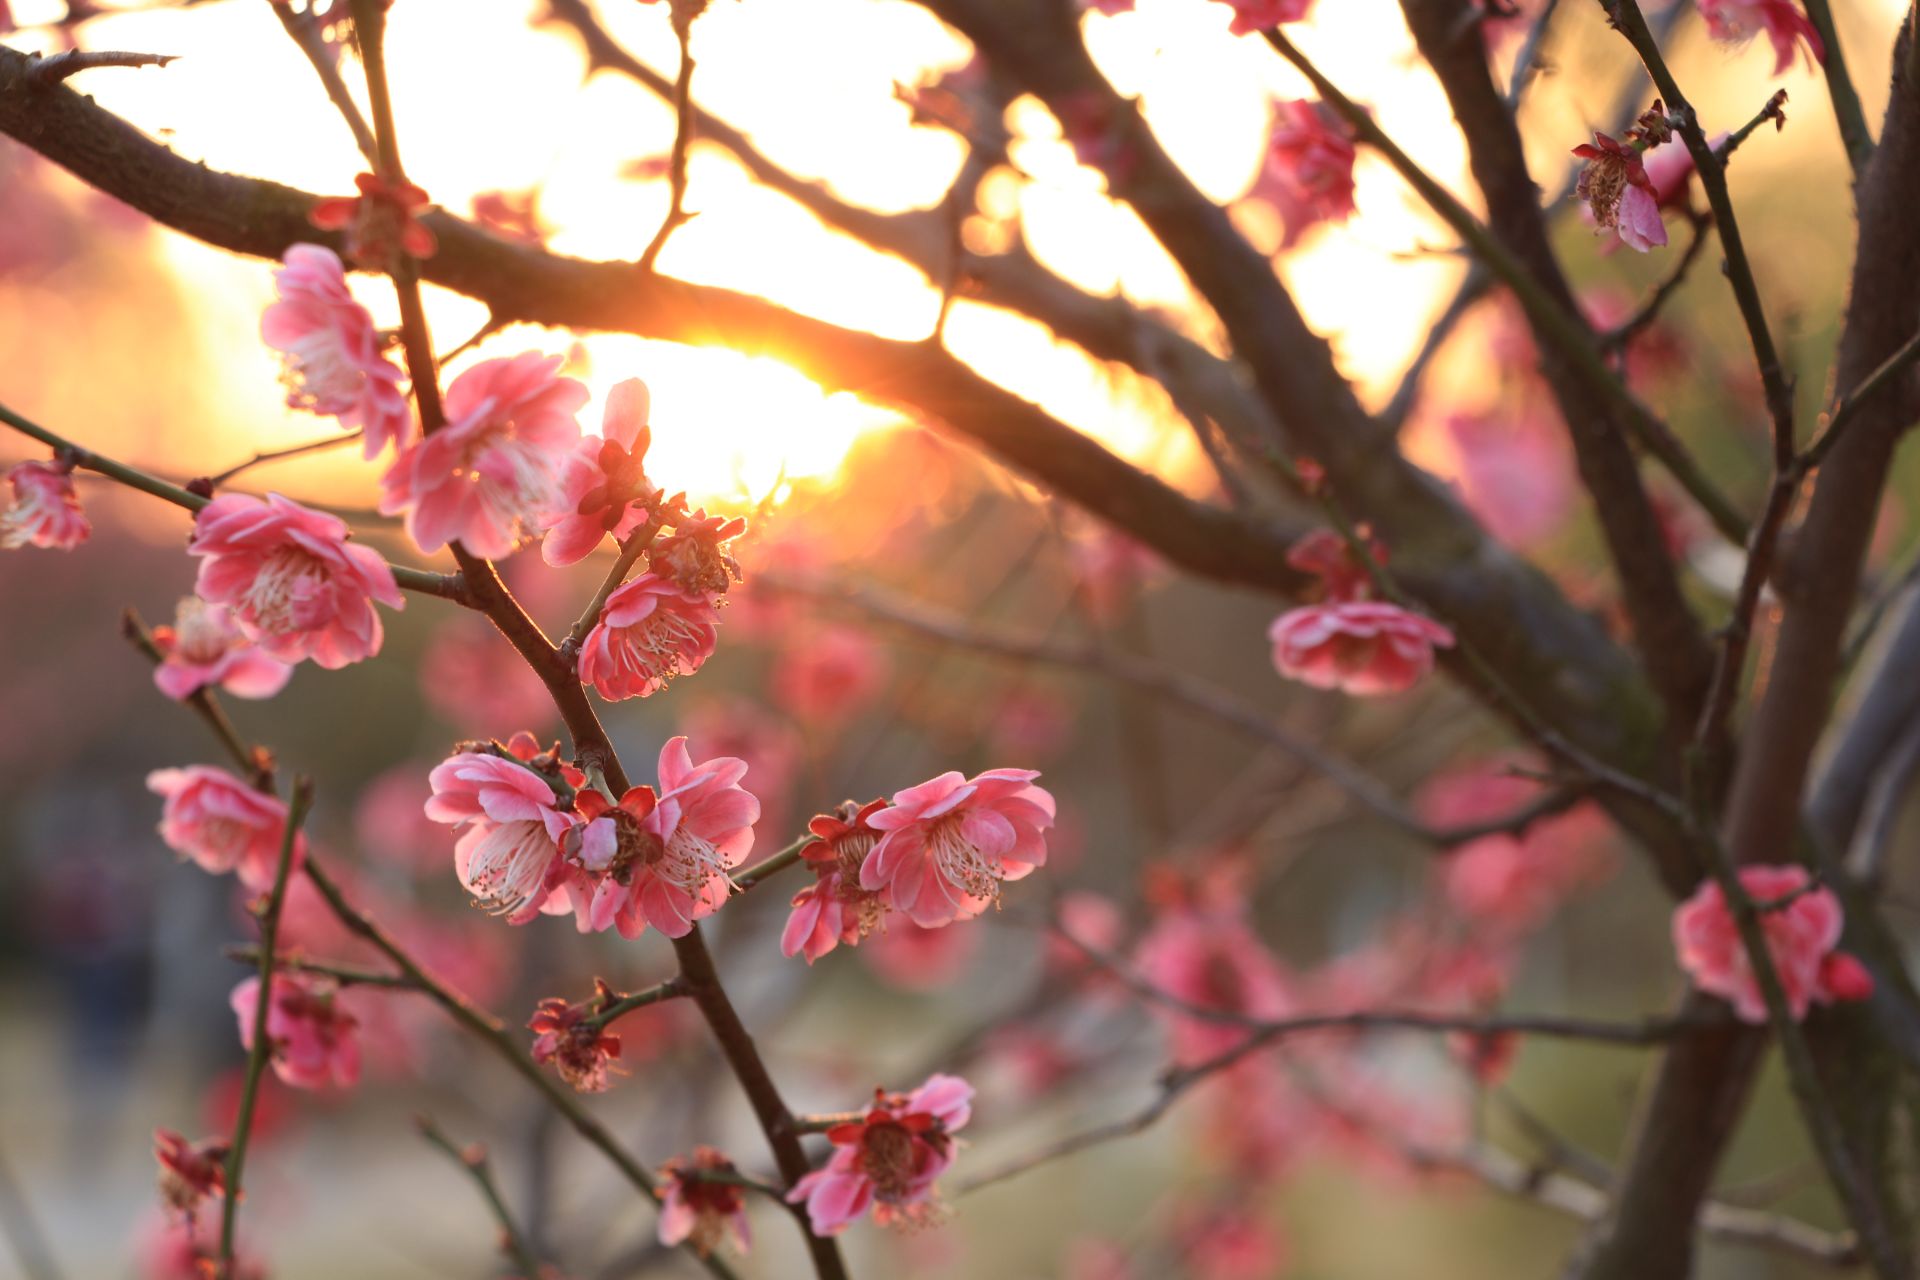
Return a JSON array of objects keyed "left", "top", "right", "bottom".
[
  {"left": 528, "top": 979, "right": 624, "bottom": 1093},
  {"left": 310, "top": 172, "right": 437, "bottom": 269}
]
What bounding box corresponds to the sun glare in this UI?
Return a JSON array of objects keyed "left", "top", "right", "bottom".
[{"left": 25, "top": 0, "right": 1496, "bottom": 511}]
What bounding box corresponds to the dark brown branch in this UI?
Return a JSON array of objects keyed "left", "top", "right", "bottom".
[{"left": 637, "top": 5, "right": 698, "bottom": 273}]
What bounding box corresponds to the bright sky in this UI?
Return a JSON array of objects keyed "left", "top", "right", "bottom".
[{"left": 4, "top": 0, "right": 1901, "bottom": 511}]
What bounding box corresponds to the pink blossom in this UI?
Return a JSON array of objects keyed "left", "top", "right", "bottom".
[
  {"left": 380, "top": 352, "right": 586, "bottom": 559},
  {"left": 153, "top": 1129, "right": 227, "bottom": 1217},
  {"left": 772, "top": 626, "right": 888, "bottom": 723},
  {"left": 574, "top": 736, "right": 759, "bottom": 939},
  {"left": 860, "top": 769, "right": 1055, "bottom": 928},
  {"left": 1284, "top": 527, "right": 1379, "bottom": 602},
  {"left": 1422, "top": 767, "right": 1614, "bottom": 932},
  {"left": 309, "top": 171, "right": 437, "bottom": 266},
  {"left": 425, "top": 733, "right": 581, "bottom": 924},
  {"left": 230, "top": 972, "right": 360, "bottom": 1090},
  {"left": 260, "top": 243, "right": 410, "bottom": 457},
  {"left": 651, "top": 508, "right": 747, "bottom": 596},
  {"left": 1699, "top": 0, "right": 1823, "bottom": 73},
  {"left": 147, "top": 765, "right": 306, "bottom": 890},
  {"left": 576, "top": 572, "right": 722, "bottom": 701},
  {"left": 783, "top": 800, "right": 892, "bottom": 963},
  {"left": 1, "top": 458, "right": 88, "bottom": 550},
  {"left": 1251, "top": 99, "right": 1355, "bottom": 249},
  {"left": 1673, "top": 865, "right": 1872, "bottom": 1023},
  {"left": 1267, "top": 601, "right": 1454, "bottom": 695},
  {"left": 786, "top": 1074, "right": 973, "bottom": 1234},
  {"left": 1443, "top": 410, "right": 1577, "bottom": 548},
  {"left": 189, "top": 492, "right": 403, "bottom": 669},
  {"left": 541, "top": 377, "right": 658, "bottom": 566},
  {"left": 1573, "top": 132, "right": 1668, "bottom": 253},
  {"left": 659, "top": 1147, "right": 752, "bottom": 1257},
  {"left": 1215, "top": 0, "right": 1312, "bottom": 34},
  {"left": 529, "top": 984, "right": 624, "bottom": 1092},
  {"left": 1137, "top": 902, "right": 1292, "bottom": 1063},
  {"left": 151, "top": 598, "right": 293, "bottom": 702}
]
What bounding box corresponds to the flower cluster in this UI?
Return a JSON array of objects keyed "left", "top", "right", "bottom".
[
  {"left": 1673, "top": 864, "right": 1873, "bottom": 1023},
  {"left": 230, "top": 972, "right": 361, "bottom": 1090},
  {"left": 1251, "top": 99, "right": 1356, "bottom": 248},
  {"left": 528, "top": 982, "right": 625, "bottom": 1093},
  {"left": 2, "top": 456, "right": 89, "bottom": 551},
  {"left": 1267, "top": 529, "right": 1454, "bottom": 696},
  {"left": 787, "top": 1074, "right": 974, "bottom": 1234}
]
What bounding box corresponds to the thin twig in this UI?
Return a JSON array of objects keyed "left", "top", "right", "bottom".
[
  {"left": 1, "top": 401, "right": 468, "bottom": 603},
  {"left": 26, "top": 49, "right": 176, "bottom": 86},
  {"left": 266, "top": 0, "right": 378, "bottom": 162},
  {"left": 1796, "top": 0, "right": 1874, "bottom": 176},
  {"left": 1259, "top": 28, "right": 1749, "bottom": 547},
  {"left": 124, "top": 609, "right": 269, "bottom": 786},
  {"left": 200, "top": 429, "right": 364, "bottom": 489},
  {"left": 584, "top": 977, "right": 691, "bottom": 1032},
  {"left": 417, "top": 1116, "right": 546, "bottom": 1280},
  {"left": 221, "top": 946, "right": 418, "bottom": 989},
  {"left": 732, "top": 833, "right": 816, "bottom": 893},
  {"left": 1602, "top": 209, "right": 1712, "bottom": 355},
  {"left": 1800, "top": 325, "right": 1920, "bottom": 475},
  {"left": 762, "top": 571, "right": 1588, "bottom": 847},
  {"left": 637, "top": 7, "right": 699, "bottom": 274},
  {"left": 220, "top": 776, "right": 316, "bottom": 1272}
]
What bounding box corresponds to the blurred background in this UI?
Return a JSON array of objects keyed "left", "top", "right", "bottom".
[{"left": 3, "top": 0, "right": 1919, "bottom": 1275}]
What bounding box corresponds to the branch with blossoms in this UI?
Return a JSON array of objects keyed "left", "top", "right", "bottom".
[{"left": 9, "top": 0, "right": 1920, "bottom": 1275}]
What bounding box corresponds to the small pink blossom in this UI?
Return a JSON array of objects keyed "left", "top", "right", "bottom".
[
  {"left": 151, "top": 598, "right": 293, "bottom": 702},
  {"left": 1573, "top": 132, "right": 1668, "bottom": 252},
  {"left": 1, "top": 458, "right": 88, "bottom": 550},
  {"left": 309, "top": 171, "right": 437, "bottom": 266},
  {"left": 786, "top": 1074, "right": 973, "bottom": 1234},
  {"left": 576, "top": 572, "right": 722, "bottom": 701},
  {"left": 528, "top": 982, "right": 624, "bottom": 1092},
  {"left": 147, "top": 765, "right": 305, "bottom": 890},
  {"left": 772, "top": 626, "right": 888, "bottom": 724},
  {"left": 1215, "top": 0, "right": 1312, "bottom": 33},
  {"left": 380, "top": 352, "right": 586, "bottom": 559},
  {"left": 1267, "top": 601, "right": 1455, "bottom": 695},
  {"left": 659, "top": 1147, "right": 752, "bottom": 1257},
  {"left": 1251, "top": 99, "right": 1355, "bottom": 249},
  {"left": 860, "top": 769, "right": 1055, "bottom": 928},
  {"left": 1673, "top": 865, "right": 1872, "bottom": 1023},
  {"left": 260, "top": 243, "right": 411, "bottom": 457},
  {"left": 541, "top": 377, "right": 659, "bottom": 567},
  {"left": 1699, "top": 0, "right": 1823, "bottom": 73},
  {"left": 425, "top": 733, "right": 581, "bottom": 924},
  {"left": 783, "top": 800, "right": 892, "bottom": 963},
  {"left": 574, "top": 736, "right": 759, "bottom": 939},
  {"left": 230, "top": 972, "right": 361, "bottom": 1090},
  {"left": 1284, "top": 527, "right": 1379, "bottom": 602},
  {"left": 189, "top": 492, "right": 403, "bottom": 669},
  {"left": 652, "top": 508, "right": 747, "bottom": 597},
  {"left": 153, "top": 1129, "right": 227, "bottom": 1218}
]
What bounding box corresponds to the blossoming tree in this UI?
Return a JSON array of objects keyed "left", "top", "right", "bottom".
[{"left": 2, "top": 0, "right": 1920, "bottom": 1276}]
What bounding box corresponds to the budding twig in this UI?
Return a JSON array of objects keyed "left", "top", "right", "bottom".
[
  {"left": 26, "top": 49, "right": 177, "bottom": 87},
  {"left": 199, "top": 429, "right": 364, "bottom": 489},
  {"left": 416, "top": 1117, "right": 545, "bottom": 1280},
  {"left": 220, "top": 776, "right": 316, "bottom": 1274}
]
